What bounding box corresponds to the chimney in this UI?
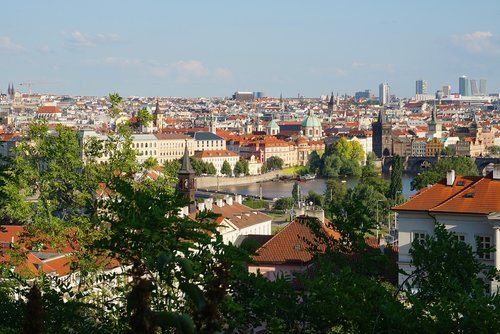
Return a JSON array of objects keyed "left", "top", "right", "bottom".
[
  {"left": 446, "top": 169, "right": 455, "bottom": 186},
  {"left": 226, "top": 196, "right": 233, "bottom": 206},
  {"left": 216, "top": 199, "right": 224, "bottom": 207},
  {"left": 493, "top": 164, "right": 500, "bottom": 180},
  {"left": 204, "top": 198, "right": 213, "bottom": 211},
  {"left": 197, "top": 202, "right": 206, "bottom": 211},
  {"left": 235, "top": 194, "right": 243, "bottom": 204}
]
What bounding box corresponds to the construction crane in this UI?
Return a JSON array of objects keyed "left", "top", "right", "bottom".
[{"left": 19, "top": 81, "right": 54, "bottom": 95}]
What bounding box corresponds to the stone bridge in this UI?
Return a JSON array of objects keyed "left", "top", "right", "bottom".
[{"left": 382, "top": 156, "right": 500, "bottom": 175}]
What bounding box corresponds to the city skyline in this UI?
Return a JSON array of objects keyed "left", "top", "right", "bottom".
[{"left": 1, "top": 0, "right": 500, "bottom": 98}]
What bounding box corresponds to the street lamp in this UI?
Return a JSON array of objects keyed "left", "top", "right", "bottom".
[{"left": 376, "top": 199, "right": 384, "bottom": 228}]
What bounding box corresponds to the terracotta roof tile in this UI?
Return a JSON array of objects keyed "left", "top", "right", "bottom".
[
  {"left": 393, "top": 174, "right": 500, "bottom": 215},
  {"left": 252, "top": 217, "right": 339, "bottom": 265},
  {"left": 393, "top": 175, "right": 481, "bottom": 212}
]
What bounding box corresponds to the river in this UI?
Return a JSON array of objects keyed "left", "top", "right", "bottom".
[{"left": 212, "top": 173, "right": 417, "bottom": 200}]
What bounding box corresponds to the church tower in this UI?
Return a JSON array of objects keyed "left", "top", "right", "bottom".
[
  {"left": 427, "top": 103, "right": 442, "bottom": 139},
  {"left": 209, "top": 114, "right": 217, "bottom": 134},
  {"left": 178, "top": 142, "right": 196, "bottom": 213},
  {"left": 328, "top": 92, "right": 334, "bottom": 117},
  {"left": 153, "top": 99, "right": 164, "bottom": 130},
  {"left": 372, "top": 108, "right": 392, "bottom": 157}
]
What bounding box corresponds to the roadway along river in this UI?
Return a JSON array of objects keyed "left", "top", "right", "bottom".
[{"left": 211, "top": 173, "right": 417, "bottom": 200}]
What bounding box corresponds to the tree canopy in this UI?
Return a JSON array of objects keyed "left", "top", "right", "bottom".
[
  {"left": 411, "top": 156, "right": 479, "bottom": 190},
  {"left": 320, "top": 138, "right": 364, "bottom": 177}
]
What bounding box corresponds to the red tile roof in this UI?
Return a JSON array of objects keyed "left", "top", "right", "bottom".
[
  {"left": 252, "top": 216, "right": 340, "bottom": 265},
  {"left": 38, "top": 106, "right": 61, "bottom": 114},
  {"left": 393, "top": 173, "right": 500, "bottom": 215},
  {"left": 194, "top": 149, "right": 239, "bottom": 158}
]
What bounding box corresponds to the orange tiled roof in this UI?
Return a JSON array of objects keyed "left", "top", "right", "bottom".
[
  {"left": 38, "top": 106, "right": 61, "bottom": 114},
  {"left": 193, "top": 149, "right": 239, "bottom": 158},
  {"left": 252, "top": 217, "right": 340, "bottom": 265},
  {"left": 393, "top": 174, "right": 500, "bottom": 215}
]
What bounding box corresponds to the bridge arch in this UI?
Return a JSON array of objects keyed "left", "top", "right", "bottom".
[{"left": 478, "top": 162, "right": 495, "bottom": 176}]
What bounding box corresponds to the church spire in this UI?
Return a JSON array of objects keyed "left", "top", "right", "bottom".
[
  {"left": 154, "top": 99, "right": 160, "bottom": 115},
  {"left": 431, "top": 102, "right": 437, "bottom": 123},
  {"left": 179, "top": 141, "right": 194, "bottom": 175},
  {"left": 178, "top": 140, "right": 196, "bottom": 213}
]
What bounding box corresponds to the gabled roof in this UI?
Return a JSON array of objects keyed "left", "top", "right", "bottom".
[
  {"left": 38, "top": 106, "right": 61, "bottom": 114},
  {"left": 393, "top": 173, "right": 500, "bottom": 215},
  {"left": 210, "top": 202, "right": 271, "bottom": 230},
  {"left": 193, "top": 149, "right": 238, "bottom": 158},
  {"left": 193, "top": 132, "right": 224, "bottom": 141},
  {"left": 252, "top": 216, "right": 339, "bottom": 265}
]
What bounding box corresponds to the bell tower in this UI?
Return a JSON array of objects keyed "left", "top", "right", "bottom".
[{"left": 178, "top": 141, "right": 196, "bottom": 213}]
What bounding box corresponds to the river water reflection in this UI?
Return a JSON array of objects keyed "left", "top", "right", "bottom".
[{"left": 212, "top": 173, "right": 417, "bottom": 200}]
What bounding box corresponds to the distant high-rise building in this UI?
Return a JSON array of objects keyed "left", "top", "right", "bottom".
[
  {"left": 479, "top": 79, "right": 487, "bottom": 96},
  {"left": 459, "top": 76, "right": 471, "bottom": 96},
  {"left": 354, "top": 89, "right": 371, "bottom": 101},
  {"left": 470, "top": 79, "right": 479, "bottom": 96},
  {"left": 415, "top": 79, "right": 427, "bottom": 95},
  {"left": 379, "top": 82, "right": 390, "bottom": 105},
  {"left": 442, "top": 85, "right": 451, "bottom": 96}
]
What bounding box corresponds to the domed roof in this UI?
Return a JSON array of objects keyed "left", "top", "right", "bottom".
[
  {"left": 266, "top": 119, "right": 280, "bottom": 129},
  {"left": 301, "top": 114, "right": 322, "bottom": 128},
  {"left": 296, "top": 136, "right": 308, "bottom": 144}
]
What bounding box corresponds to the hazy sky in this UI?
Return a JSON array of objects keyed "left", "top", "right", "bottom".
[{"left": 1, "top": 0, "right": 500, "bottom": 98}]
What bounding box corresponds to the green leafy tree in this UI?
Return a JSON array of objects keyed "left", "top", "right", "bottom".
[
  {"left": 321, "top": 138, "right": 364, "bottom": 177},
  {"left": 273, "top": 197, "right": 294, "bottom": 210},
  {"left": 143, "top": 157, "right": 159, "bottom": 170},
  {"left": 163, "top": 159, "right": 181, "bottom": 182},
  {"left": 305, "top": 191, "right": 323, "bottom": 207},
  {"left": 411, "top": 156, "right": 479, "bottom": 190},
  {"left": 136, "top": 107, "right": 153, "bottom": 130},
  {"left": 108, "top": 93, "right": 123, "bottom": 123},
  {"left": 441, "top": 146, "right": 455, "bottom": 156},
  {"left": 308, "top": 150, "right": 322, "bottom": 174},
  {"left": 406, "top": 223, "right": 500, "bottom": 332},
  {"left": 324, "top": 178, "right": 347, "bottom": 219},
  {"left": 487, "top": 145, "right": 500, "bottom": 156},
  {"left": 204, "top": 162, "right": 217, "bottom": 175},
  {"left": 387, "top": 155, "right": 403, "bottom": 203},
  {"left": 221, "top": 160, "right": 232, "bottom": 176},
  {"left": 292, "top": 182, "right": 300, "bottom": 203},
  {"left": 233, "top": 159, "right": 249, "bottom": 176},
  {"left": 266, "top": 156, "right": 284, "bottom": 171},
  {"left": 189, "top": 157, "right": 205, "bottom": 176}
]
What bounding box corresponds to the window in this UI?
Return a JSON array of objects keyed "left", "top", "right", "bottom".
[
  {"left": 455, "top": 234, "right": 466, "bottom": 242},
  {"left": 412, "top": 232, "right": 427, "bottom": 245},
  {"left": 477, "top": 235, "right": 492, "bottom": 260}
]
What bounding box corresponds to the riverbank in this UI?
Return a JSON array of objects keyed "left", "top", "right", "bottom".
[{"left": 195, "top": 170, "right": 284, "bottom": 188}]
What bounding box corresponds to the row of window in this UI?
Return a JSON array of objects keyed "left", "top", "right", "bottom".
[{"left": 413, "top": 232, "right": 492, "bottom": 260}]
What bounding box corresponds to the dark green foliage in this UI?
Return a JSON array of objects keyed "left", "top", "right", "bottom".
[
  {"left": 135, "top": 107, "right": 153, "bottom": 130},
  {"left": 308, "top": 150, "right": 322, "bottom": 174},
  {"left": 488, "top": 145, "right": 500, "bottom": 156},
  {"left": 221, "top": 160, "right": 232, "bottom": 176},
  {"left": 387, "top": 154, "right": 403, "bottom": 203},
  {"left": 407, "top": 223, "right": 500, "bottom": 332},
  {"left": 291, "top": 182, "right": 299, "bottom": 202},
  {"left": 411, "top": 156, "right": 479, "bottom": 190},
  {"left": 305, "top": 191, "right": 323, "bottom": 207},
  {"left": 273, "top": 197, "right": 294, "bottom": 210},
  {"left": 233, "top": 159, "right": 249, "bottom": 176},
  {"left": 320, "top": 138, "right": 364, "bottom": 177},
  {"left": 323, "top": 178, "right": 347, "bottom": 218},
  {"left": 266, "top": 156, "right": 284, "bottom": 171},
  {"left": 22, "top": 285, "right": 42, "bottom": 334}
]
